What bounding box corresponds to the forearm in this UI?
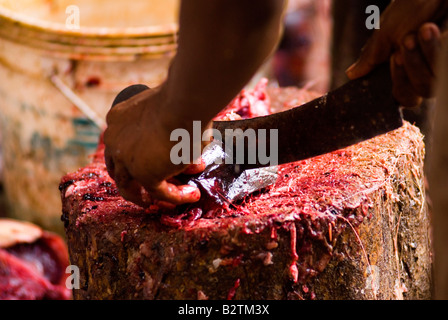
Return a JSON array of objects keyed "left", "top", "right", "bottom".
[{"left": 161, "top": 0, "right": 286, "bottom": 129}]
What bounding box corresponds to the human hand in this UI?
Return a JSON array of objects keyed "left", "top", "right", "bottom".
[
  {"left": 346, "top": 0, "right": 448, "bottom": 107},
  {"left": 390, "top": 23, "right": 445, "bottom": 107},
  {"left": 104, "top": 85, "right": 204, "bottom": 208}
]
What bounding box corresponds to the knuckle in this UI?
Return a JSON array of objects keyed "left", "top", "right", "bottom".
[
  {"left": 105, "top": 109, "right": 115, "bottom": 125},
  {"left": 393, "top": 85, "right": 418, "bottom": 107},
  {"left": 415, "top": 84, "right": 434, "bottom": 98},
  {"left": 409, "top": 77, "right": 434, "bottom": 98}
]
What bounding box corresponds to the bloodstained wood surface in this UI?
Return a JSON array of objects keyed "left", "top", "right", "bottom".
[{"left": 61, "top": 88, "right": 432, "bottom": 300}]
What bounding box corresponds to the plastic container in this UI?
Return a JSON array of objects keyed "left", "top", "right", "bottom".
[{"left": 0, "top": 0, "right": 179, "bottom": 233}]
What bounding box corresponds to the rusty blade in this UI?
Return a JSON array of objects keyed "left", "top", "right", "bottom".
[{"left": 212, "top": 63, "right": 403, "bottom": 170}]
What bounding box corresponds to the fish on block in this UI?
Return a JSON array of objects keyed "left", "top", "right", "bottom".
[{"left": 60, "top": 83, "right": 432, "bottom": 300}]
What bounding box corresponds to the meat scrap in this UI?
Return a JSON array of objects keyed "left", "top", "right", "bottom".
[
  {"left": 214, "top": 78, "right": 271, "bottom": 120},
  {"left": 0, "top": 219, "right": 71, "bottom": 300}
]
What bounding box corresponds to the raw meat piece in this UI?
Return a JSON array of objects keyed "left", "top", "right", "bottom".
[{"left": 0, "top": 219, "right": 71, "bottom": 300}]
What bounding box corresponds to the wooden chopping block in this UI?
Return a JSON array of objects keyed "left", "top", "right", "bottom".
[{"left": 60, "top": 88, "right": 432, "bottom": 300}]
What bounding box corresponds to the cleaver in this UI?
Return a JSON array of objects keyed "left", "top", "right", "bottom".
[{"left": 112, "top": 63, "right": 403, "bottom": 205}]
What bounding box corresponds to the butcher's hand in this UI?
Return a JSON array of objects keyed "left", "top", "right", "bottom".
[
  {"left": 104, "top": 86, "right": 204, "bottom": 208},
  {"left": 104, "top": 0, "right": 285, "bottom": 207},
  {"left": 346, "top": 0, "right": 448, "bottom": 107}
]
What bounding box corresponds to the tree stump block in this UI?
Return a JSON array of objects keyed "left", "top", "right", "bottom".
[{"left": 60, "top": 88, "right": 431, "bottom": 300}]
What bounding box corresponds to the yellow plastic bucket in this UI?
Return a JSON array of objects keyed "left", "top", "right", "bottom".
[{"left": 0, "top": 0, "right": 179, "bottom": 233}]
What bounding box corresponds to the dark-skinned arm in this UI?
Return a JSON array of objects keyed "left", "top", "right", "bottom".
[{"left": 104, "top": 0, "right": 286, "bottom": 207}]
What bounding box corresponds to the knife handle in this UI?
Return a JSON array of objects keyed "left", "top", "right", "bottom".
[{"left": 111, "top": 84, "right": 150, "bottom": 108}]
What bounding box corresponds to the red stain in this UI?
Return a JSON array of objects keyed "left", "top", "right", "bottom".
[
  {"left": 85, "top": 77, "right": 101, "bottom": 87},
  {"left": 227, "top": 278, "right": 241, "bottom": 300},
  {"left": 120, "top": 230, "right": 127, "bottom": 242}
]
